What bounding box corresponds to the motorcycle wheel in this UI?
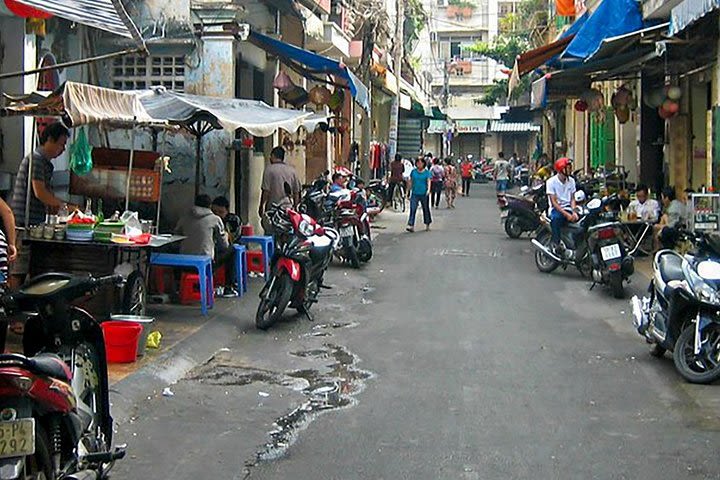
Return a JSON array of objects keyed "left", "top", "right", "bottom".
[
  {"left": 23, "top": 423, "right": 52, "bottom": 480},
  {"left": 534, "top": 231, "right": 559, "bottom": 274},
  {"left": 504, "top": 215, "right": 524, "bottom": 239},
  {"left": 358, "top": 238, "right": 373, "bottom": 263},
  {"left": 122, "top": 270, "right": 146, "bottom": 316},
  {"left": 609, "top": 271, "right": 624, "bottom": 299},
  {"left": 345, "top": 240, "right": 360, "bottom": 269},
  {"left": 673, "top": 323, "right": 720, "bottom": 384},
  {"left": 256, "top": 274, "right": 293, "bottom": 330}
]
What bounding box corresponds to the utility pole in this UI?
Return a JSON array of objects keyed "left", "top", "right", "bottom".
[{"left": 388, "top": 0, "right": 404, "bottom": 162}]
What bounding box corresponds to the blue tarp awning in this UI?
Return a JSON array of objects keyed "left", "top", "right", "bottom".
[
  {"left": 248, "top": 31, "right": 370, "bottom": 113},
  {"left": 561, "top": 0, "right": 645, "bottom": 60},
  {"left": 670, "top": 0, "right": 720, "bottom": 36}
]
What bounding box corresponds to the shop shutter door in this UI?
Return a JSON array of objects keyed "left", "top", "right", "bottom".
[
  {"left": 458, "top": 134, "right": 481, "bottom": 159},
  {"left": 398, "top": 118, "right": 423, "bottom": 157}
]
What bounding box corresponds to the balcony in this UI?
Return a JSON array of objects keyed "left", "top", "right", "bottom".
[
  {"left": 306, "top": 21, "right": 351, "bottom": 59},
  {"left": 448, "top": 60, "right": 472, "bottom": 75},
  {"left": 642, "top": 0, "right": 683, "bottom": 19}
]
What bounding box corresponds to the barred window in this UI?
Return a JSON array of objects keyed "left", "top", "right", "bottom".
[{"left": 112, "top": 55, "right": 186, "bottom": 92}]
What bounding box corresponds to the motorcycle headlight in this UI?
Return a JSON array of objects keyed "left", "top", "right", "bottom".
[
  {"left": 687, "top": 266, "right": 720, "bottom": 305},
  {"left": 298, "top": 220, "right": 314, "bottom": 238}
]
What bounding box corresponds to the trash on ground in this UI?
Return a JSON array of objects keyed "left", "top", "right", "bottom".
[
  {"left": 146, "top": 331, "right": 162, "bottom": 349},
  {"left": 258, "top": 391, "right": 270, "bottom": 397},
  {"left": 162, "top": 387, "right": 174, "bottom": 397}
]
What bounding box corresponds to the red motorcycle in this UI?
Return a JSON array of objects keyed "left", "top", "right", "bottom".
[
  {"left": 328, "top": 188, "right": 373, "bottom": 269},
  {"left": 256, "top": 206, "right": 339, "bottom": 330},
  {"left": 0, "top": 273, "right": 126, "bottom": 480}
]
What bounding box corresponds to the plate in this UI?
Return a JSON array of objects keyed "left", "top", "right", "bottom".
[
  {"left": 600, "top": 243, "right": 621, "bottom": 261},
  {"left": 0, "top": 418, "right": 35, "bottom": 459}
]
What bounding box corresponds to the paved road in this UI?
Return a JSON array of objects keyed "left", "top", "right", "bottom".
[{"left": 114, "top": 185, "right": 720, "bottom": 479}]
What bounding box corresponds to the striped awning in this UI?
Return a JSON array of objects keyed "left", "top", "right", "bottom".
[
  {"left": 490, "top": 121, "right": 541, "bottom": 133},
  {"left": 13, "top": 0, "right": 143, "bottom": 47}
]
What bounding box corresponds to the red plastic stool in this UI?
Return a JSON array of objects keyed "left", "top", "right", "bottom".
[
  {"left": 213, "top": 265, "right": 226, "bottom": 286},
  {"left": 247, "top": 251, "right": 265, "bottom": 274},
  {"left": 152, "top": 266, "right": 172, "bottom": 294},
  {"left": 179, "top": 272, "right": 214, "bottom": 305},
  {"left": 240, "top": 225, "right": 254, "bottom": 237}
]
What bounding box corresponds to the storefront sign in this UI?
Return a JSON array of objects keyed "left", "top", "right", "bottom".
[{"left": 455, "top": 120, "right": 488, "bottom": 134}]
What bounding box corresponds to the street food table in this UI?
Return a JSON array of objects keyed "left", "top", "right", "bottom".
[
  {"left": 621, "top": 220, "right": 655, "bottom": 256},
  {"left": 23, "top": 234, "right": 184, "bottom": 321}
]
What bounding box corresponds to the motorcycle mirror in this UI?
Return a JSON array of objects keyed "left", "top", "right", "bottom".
[
  {"left": 697, "top": 261, "right": 720, "bottom": 280},
  {"left": 587, "top": 198, "right": 602, "bottom": 210}
]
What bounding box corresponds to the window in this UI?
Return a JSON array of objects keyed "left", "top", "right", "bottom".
[
  {"left": 112, "top": 55, "right": 186, "bottom": 92},
  {"left": 450, "top": 42, "right": 462, "bottom": 58}
]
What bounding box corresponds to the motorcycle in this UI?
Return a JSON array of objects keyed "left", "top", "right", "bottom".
[
  {"left": 500, "top": 184, "right": 546, "bottom": 239},
  {"left": 365, "top": 178, "right": 388, "bottom": 217},
  {"left": 0, "top": 273, "right": 127, "bottom": 480},
  {"left": 299, "top": 173, "right": 330, "bottom": 224},
  {"left": 632, "top": 233, "right": 720, "bottom": 383},
  {"left": 531, "top": 196, "right": 634, "bottom": 297},
  {"left": 256, "top": 206, "right": 339, "bottom": 330},
  {"left": 328, "top": 188, "right": 373, "bottom": 268}
]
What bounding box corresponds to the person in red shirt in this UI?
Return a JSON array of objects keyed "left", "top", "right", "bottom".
[
  {"left": 460, "top": 155, "right": 474, "bottom": 196},
  {"left": 388, "top": 154, "right": 405, "bottom": 207}
]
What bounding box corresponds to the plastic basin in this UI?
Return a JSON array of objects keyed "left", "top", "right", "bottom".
[
  {"left": 109, "top": 315, "right": 155, "bottom": 356},
  {"left": 101, "top": 321, "right": 142, "bottom": 363}
]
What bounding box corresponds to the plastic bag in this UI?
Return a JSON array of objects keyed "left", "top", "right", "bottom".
[{"left": 69, "top": 128, "right": 93, "bottom": 175}]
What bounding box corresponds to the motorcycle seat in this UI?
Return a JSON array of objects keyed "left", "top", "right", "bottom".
[
  {"left": 658, "top": 253, "right": 684, "bottom": 284},
  {"left": 0, "top": 353, "right": 72, "bottom": 382}
]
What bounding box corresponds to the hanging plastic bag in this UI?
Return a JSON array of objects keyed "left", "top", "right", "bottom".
[{"left": 69, "top": 128, "right": 93, "bottom": 175}]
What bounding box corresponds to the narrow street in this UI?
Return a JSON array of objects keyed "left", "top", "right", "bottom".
[{"left": 113, "top": 184, "right": 720, "bottom": 479}]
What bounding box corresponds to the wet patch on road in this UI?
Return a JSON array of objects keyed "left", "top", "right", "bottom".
[
  {"left": 187, "top": 344, "right": 373, "bottom": 477},
  {"left": 432, "top": 248, "right": 504, "bottom": 258}
]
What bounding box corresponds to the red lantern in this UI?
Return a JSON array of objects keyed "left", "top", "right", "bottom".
[
  {"left": 658, "top": 106, "right": 673, "bottom": 119},
  {"left": 4, "top": 0, "right": 52, "bottom": 19},
  {"left": 241, "top": 137, "right": 254, "bottom": 148},
  {"left": 574, "top": 100, "right": 588, "bottom": 112}
]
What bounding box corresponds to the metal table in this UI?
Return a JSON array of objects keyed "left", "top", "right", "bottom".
[{"left": 23, "top": 234, "right": 184, "bottom": 320}]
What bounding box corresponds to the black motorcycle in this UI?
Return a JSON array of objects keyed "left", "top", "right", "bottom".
[
  {"left": 632, "top": 233, "right": 720, "bottom": 384},
  {"left": 299, "top": 172, "right": 330, "bottom": 224},
  {"left": 500, "top": 184, "right": 547, "bottom": 239},
  {"left": 0, "top": 273, "right": 127, "bottom": 480},
  {"left": 531, "top": 196, "right": 634, "bottom": 297}
]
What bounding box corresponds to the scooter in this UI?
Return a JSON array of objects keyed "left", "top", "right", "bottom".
[
  {"left": 256, "top": 206, "right": 339, "bottom": 330},
  {"left": 531, "top": 196, "right": 634, "bottom": 297},
  {"left": 0, "top": 273, "right": 126, "bottom": 480},
  {"left": 328, "top": 188, "right": 373, "bottom": 268},
  {"left": 500, "top": 184, "right": 546, "bottom": 239},
  {"left": 632, "top": 233, "right": 720, "bottom": 384}
]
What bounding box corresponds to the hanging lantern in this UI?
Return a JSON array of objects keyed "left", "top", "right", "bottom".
[
  {"left": 615, "top": 105, "right": 630, "bottom": 124},
  {"left": 272, "top": 71, "right": 295, "bottom": 92},
  {"left": 667, "top": 86, "right": 682, "bottom": 101},
  {"left": 327, "top": 89, "right": 345, "bottom": 112},
  {"left": 658, "top": 106, "right": 673, "bottom": 119},
  {"left": 663, "top": 99, "right": 680, "bottom": 114},
  {"left": 574, "top": 100, "right": 588, "bottom": 112},
  {"left": 4, "top": 0, "right": 52, "bottom": 19},
  {"left": 582, "top": 89, "right": 604, "bottom": 112},
  {"left": 308, "top": 85, "right": 331, "bottom": 106}
]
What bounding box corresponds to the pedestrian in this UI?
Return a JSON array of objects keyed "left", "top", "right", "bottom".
[
  {"left": 406, "top": 157, "right": 432, "bottom": 232},
  {"left": 429, "top": 158, "right": 445, "bottom": 209},
  {"left": 443, "top": 157, "right": 458, "bottom": 208},
  {"left": 494, "top": 152, "right": 511, "bottom": 195},
  {"left": 258, "top": 146, "right": 301, "bottom": 232},
  {"left": 388, "top": 154, "right": 405, "bottom": 206},
  {"left": 402, "top": 156, "right": 413, "bottom": 193},
  {"left": 460, "top": 156, "right": 473, "bottom": 196}
]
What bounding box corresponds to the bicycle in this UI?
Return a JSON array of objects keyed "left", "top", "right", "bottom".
[{"left": 391, "top": 181, "right": 406, "bottom": 212}]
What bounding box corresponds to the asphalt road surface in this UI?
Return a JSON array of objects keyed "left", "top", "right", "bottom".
[{"left": 114, "top": 184, "right": 720, "bottom": 479}]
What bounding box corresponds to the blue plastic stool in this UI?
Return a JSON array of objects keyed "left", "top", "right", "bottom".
[
  {"left": 239, "top": 235, "right": 274, "bottom": 282},
  {"left": 233, "top": 244, "right": 248, "bottom": 295},
  {"left": 150, "top": 253, "right": 214, "bottom": 315}
]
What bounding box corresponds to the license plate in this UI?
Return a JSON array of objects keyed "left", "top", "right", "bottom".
[
  {"left": 600, "top": 243, "right": 622, "bottom": 261},
  {"left": 500, "top": 210, "right": 509, "bottom": 219},
  {"left": 339, "top": 226, "right": 353, "bottom": 238},
  {"left": 0, "top": 419, "right": 35, "bottom": 459}
]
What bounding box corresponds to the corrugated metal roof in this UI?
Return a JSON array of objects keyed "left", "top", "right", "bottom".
[{"left": 490, "top": 121, "right": 541, "bottom": 133}]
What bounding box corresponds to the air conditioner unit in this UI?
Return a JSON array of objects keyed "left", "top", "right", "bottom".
[{"left": 437, "top": 0, "right": 448, "bottom": 6}]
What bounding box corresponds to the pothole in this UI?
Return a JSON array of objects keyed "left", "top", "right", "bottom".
[{"left": 188, "top": 344, "right": 374, "bottom": 476}]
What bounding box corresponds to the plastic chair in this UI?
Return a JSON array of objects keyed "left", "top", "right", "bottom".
[
  {"left": 150, "top": 253, "right": 214, "bottom": 315},
  {"left": 239, "top": 236, "right": 274, "bottom": 282},
  {"left": 233, "top": 244, "right": 248, "bottom": 295}
]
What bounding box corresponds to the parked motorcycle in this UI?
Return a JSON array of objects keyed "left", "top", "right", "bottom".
[
  {"left": 256, "top": 206, "right": 339, "bottom": 330},
  {"left": 531, "top": 196, "right": 634, "bottom": 297},
  {"left": 0, "top": 273, "right": 127, "bottom": 480},
  {"left": 632, "top": 233, "right": 720, "bottom": 383},
  {"left": 365, "top": 178, "right": 388, "bottom": 217},
  {"left": 500, "top": 184, "right": 546, "bottom": 239},
  {"left": 328, "top": 188, "right": 373, "bottom": 268},
  {"left": 299, "top": 172, "right": 330, "bottom": 224}
]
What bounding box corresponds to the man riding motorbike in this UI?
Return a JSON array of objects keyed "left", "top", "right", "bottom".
[{"left": 547, "top": 157, "right": 578, "bottom": 253}]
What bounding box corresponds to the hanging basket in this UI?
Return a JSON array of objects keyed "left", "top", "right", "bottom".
[
  {"left": 272, "top": 71, "right": 295, "bottom": 92},
  {"left": 308, "top": 86, "right": 331, "bottom": 106}
]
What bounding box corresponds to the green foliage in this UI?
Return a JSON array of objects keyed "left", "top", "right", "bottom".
[
  {"left": 448, "top": 0, "right": 477, "bottom": 7},
  {"left": 464, "top": 36, "right": 530, "bottom": 69},
  {"left": 475, "top": 75, "right": 533, "bottom": 106},
  {"left": 404, "top": 0, "right": 427, "bottom": 50}
]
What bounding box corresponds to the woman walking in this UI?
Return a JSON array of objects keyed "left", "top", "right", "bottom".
[
  {"left": 443, "top": 157, "right": 458, "bottom": 208},
  {"left": 407, "top": 157, "right": 432, "bottom": 232},
  {"left": 429, "top": 158, "right": 445, "bottom": 209}
]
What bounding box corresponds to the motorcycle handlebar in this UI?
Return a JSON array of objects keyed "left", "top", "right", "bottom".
[{"left": 93, "top": 274, "right": 125, "bottom": 288}]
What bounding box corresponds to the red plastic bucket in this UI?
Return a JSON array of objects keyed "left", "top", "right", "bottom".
[{"left": 101, "top": 321, "right": 142, "bottom": 363}]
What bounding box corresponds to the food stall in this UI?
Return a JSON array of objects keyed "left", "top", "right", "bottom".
[{"left": 1, "top": 82, "right": 318, "bottom": 319}]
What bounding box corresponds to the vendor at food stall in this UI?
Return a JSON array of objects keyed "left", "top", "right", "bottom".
[{"left": 10, "top": 122, "right": 77, "bottom": 226}]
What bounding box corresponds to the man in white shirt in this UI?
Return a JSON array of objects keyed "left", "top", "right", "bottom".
[
  {"left": 546, "top": 157, "right": 577, "bottom": 249},
  {"left": 627, "top": 184, "right": 660, "bottom": 222}
]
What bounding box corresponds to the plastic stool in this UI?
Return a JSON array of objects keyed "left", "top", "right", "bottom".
[
  {"left": 179, "top": 273, "right": 214, "bottom": 305},
  {"left": 239, "top": 235, "right": 274, "bottom": 282},
  {"left": 150, "top": 253, "right": 214, "bottom": 315},
  {"left": 240, "top": 225, "right": 255, "bottom": 237},
  {"left": 213, "top": 265, "right": 226, "bottom": 287},
  {"left": 247, "top": 251, "right": 264, "bottom": 273},
  {"left": 152, "top": 266, "right": 172, "bottom": 294},
  {"left": 233, "top": 244, "right": 248, "bottom": 294}
]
